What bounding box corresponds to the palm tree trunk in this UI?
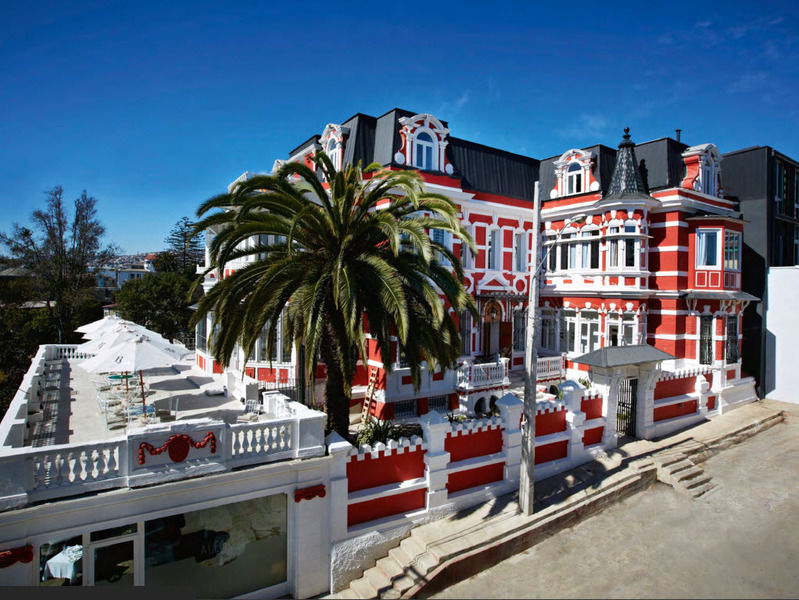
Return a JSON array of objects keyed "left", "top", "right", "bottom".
[{"left": 320, "top": 339, "right": 350, "bottom": 438}]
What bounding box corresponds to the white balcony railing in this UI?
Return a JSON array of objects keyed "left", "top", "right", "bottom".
[{"left": 456, "top": 358, "right": 510, "bottom": 390}]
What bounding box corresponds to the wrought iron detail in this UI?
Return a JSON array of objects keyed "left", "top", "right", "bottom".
[{"left": 616, "top": 377, "right": 638, "bottom": 437}]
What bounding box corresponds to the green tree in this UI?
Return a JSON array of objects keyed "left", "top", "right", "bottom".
[
  {"left": 191, "top": 153, "right": 477, "bottom": 436},
  {"left": 152, "top": 250, "right": 180, "bottom": 273},
  {"left": 116, "top": 272, "right": 201, "bottom": 342},
  {"left": 0, "top": 186, "right": 116, "bottom": 342},
  {"left": 165, "top": 216, "right": 204, "bottom": 274}
]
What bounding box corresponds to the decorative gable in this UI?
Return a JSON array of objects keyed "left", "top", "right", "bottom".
[
  {"left": 396, "top": 113, "right": 453, "bottom": 175},
  {"left": 319, "top": 123, "right": 350, "bottom": 171},
  {"left": 550, "top": 149, "right": 599, "bottom": 199},
  {"left": 681, "top": 144, "right": 723, "bottom": 198}
]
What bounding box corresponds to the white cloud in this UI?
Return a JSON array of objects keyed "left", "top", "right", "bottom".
[{"left": 558, "top": 113, "right": 610, "bottom": 140}]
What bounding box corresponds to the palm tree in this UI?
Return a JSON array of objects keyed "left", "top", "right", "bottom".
[{"left": 190, "top": 152, "right": 477, "bottom": 437}]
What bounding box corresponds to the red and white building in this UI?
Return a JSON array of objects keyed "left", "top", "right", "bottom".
[
  {"left": 195, "top": 110, "right": 759, "bottom": 441},
  {"left": 0, "top": 109, "right": 762, "bottom": 597}
]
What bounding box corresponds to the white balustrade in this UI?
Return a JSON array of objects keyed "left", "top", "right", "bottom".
[
  {"left": 31, "top": 440, "right": 124, "bottom": 490},
  {"left": 229, "top": 418, "right": 295, "bottom": 466}
]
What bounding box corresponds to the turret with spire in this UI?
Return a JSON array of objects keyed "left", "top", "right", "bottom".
[{"left": 602, "top": 127, "right": 653, "bottom": 202}]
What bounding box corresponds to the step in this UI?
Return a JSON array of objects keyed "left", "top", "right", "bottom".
[
  {"left": 690, "top": 481, "right": 718, "bottom": 498},
  {"left": 364, "top": 566, "right": 392, "bottom": 595},
  {"left": 336, "top": 588, "right": 360, "bottom": 599},
  {"left": 388, "top": 546, "right": 414, "bottom": 571},
  {"left": 682, "top": 473, "right": 712, "bottom": 490},
  {"left": 399, "top": 536, "right": 426, "bottom": 560},
  {"left": 656, "top": 453, "right": 689, "bottom": 468},
  {"left": 673, "top": 466, "right": 704, "bottom": 483},
  {"left": 665, "top": 459, "right": 695, "bottom": 475},
  {"left": 392, "top": 573, "right": 419, "bottom": 594},
  {"left": 350, "top": 576, "right": 378, "bottom": 599},
  {"left": 413, "top": 551, "right": 440, "bottom": 574},
  {"left": 376, "top": 556, "right": 405, "bottom": 581}
]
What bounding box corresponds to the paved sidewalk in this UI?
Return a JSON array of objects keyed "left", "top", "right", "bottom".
[
  {"left": 434, "top": 398, "right": 799, "bottom": 599},
  {"left": 332, "top": 399, "right": 786, "bottom": 598}
]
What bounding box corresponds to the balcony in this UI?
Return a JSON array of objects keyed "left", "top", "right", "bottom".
[
  {"left": 456, "top": 358, "right": 510, "bottom": 391},
  {"left": 0, "top": 344, "right": 326, "bottom": 511}
]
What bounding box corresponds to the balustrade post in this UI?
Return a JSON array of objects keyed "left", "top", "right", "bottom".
[
  {"left": 326, "top": 432, "right": 352, "bottom": 543},
  {"left": 496, "top": 393, "right": 523, "bottom": 485},
  {"left": 419, "top": 411, "right": 450, "bottom": 512}
]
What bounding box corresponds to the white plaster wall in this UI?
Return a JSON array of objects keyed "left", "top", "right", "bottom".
[{"left": 765, "top": 267, "right": 799, "bottom": 403}]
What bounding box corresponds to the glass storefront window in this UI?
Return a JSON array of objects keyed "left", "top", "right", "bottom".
[
  {"left": 144, "top": 493, "right": 287, "bottom": 598},
  {"left": 39, "top": 535, "right": 83, "bottom": 586}
]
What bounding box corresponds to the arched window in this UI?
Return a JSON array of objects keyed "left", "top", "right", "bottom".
[
  {"left": 567, "top": 162, "right": 583, "bottom": 195},
  {"left": 415, "top": 131, "right": 435, "bottom": 170}
]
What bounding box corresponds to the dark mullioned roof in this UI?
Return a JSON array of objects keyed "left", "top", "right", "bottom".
[
  {"left": 573, "top": 344, "right": 675, "bottom": 368},
  {"left": 287, "top": 108, "right": 538, "bottom": 201}
]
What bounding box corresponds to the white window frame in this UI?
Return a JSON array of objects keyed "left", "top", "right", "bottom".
[
  {"left": 512, "top": 308, "right": 526, "bottom": 352},
  {"left": 724, "top": 231, "right": 741, "bottom": 271},
  {"left": 700, "top": 156, "right": 718, "bottom": 197},
  {"left": 540, "top": 309, "right": 556, "bottom": 352},
  {"left": 560, "top": 309, "right": 577, "bottom": 354},
  {"left": 413, "top": 129, "right": 437, "bottom": 171},
  {"left": 696, "top": 228, "right": 722, "bottom": 270},
  {"left": 514, "top": 231, "right": 527, "bottom": 272},
  {"left": 487, "top": 228, "right": 501, "bottom": 271},
  {"left": 566, "top": 162, "right": 583, "bottom": 195},
  {"left": 579, "top": 310, "right": 600, "bottom": 354}
]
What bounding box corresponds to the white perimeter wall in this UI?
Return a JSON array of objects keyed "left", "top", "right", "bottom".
[{"left": 765, "top": 266, "right": 799, "bottom": 403}]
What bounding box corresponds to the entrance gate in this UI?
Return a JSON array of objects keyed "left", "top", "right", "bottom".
[{"left": 616, "top": 377, "right": 638, "bottom": 437}]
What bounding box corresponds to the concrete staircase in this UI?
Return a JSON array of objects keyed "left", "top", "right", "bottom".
[
  {"left": 331, "top": 456, "right": 654, "bottom": 599},
  {"left": 654, "top": 454, "right": 718, "bottom": 499}
]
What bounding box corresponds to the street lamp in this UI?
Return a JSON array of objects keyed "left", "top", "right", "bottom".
[{"left": 519, "top": 182, "right": 586, "bottom": 515}]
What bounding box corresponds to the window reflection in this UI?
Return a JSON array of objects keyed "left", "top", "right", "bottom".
[{"left": 144, "top": 494, "right": 287, "bottom": 598}]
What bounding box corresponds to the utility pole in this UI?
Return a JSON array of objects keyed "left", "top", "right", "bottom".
[{"left": 519, "top": 181, "right": 540, "bottom": 515}]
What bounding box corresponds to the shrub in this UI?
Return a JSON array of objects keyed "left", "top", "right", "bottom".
[{"left": 356, "top": 418, "right": 399, "bottom": 447}]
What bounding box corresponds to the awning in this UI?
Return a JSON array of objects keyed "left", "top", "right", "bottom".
[
  {"left": 572, "top": 344, "right": 675, "bottom": 368},
  {"left": 681, "top": 290, "right": 760, "bottom": 302}
]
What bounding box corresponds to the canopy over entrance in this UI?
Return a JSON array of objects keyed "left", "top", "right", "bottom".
[{"left": 573, "top": 344, "right": 675, "bottom": 368}]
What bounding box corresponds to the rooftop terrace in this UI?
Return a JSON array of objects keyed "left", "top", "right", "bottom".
[{"left": 0, "top": 345, "right": 327, "bottom": 512}]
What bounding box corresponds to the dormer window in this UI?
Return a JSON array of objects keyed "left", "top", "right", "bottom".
[
  {"left": 681, "top": 143, "right": 722, "bottom": 198},
  {"left": 319, "top": 123, "right": 349, "bottom": 172},
  {"left": 567, "top": 163, "right": 583, "bottom": 195},
  {"left": 397, "top": 113, "right": 453, "bottom": 175},
  {"left": 550, "top": 149, "right": 598, "bottom": 199}
]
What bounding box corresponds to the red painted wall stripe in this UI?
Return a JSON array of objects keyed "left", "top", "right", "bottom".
[
  {"left": 445, "top": 428, "right": 503, "bottom": 462},
  {"left": 348, "top": 489, "right": 426, "bottom": 526},
  {"left": 446, "top": 463, "right": 504, "bottom": 494}
]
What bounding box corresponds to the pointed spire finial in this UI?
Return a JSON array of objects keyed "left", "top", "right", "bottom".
[{"left": 623, "top": 127, "right": 631, "bottom": 140}]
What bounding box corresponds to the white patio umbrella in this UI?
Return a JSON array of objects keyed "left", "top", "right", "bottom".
[
  {"left": 79, "top": 335, "right": 185, "bottom": 414},
  {"left": 75, "top": 314, "right": 124, "bottom": 335}
]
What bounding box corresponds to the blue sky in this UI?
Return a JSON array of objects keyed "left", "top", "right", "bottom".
[{"left": 2, "top": 1, "right": 798, "bottom": 253}]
